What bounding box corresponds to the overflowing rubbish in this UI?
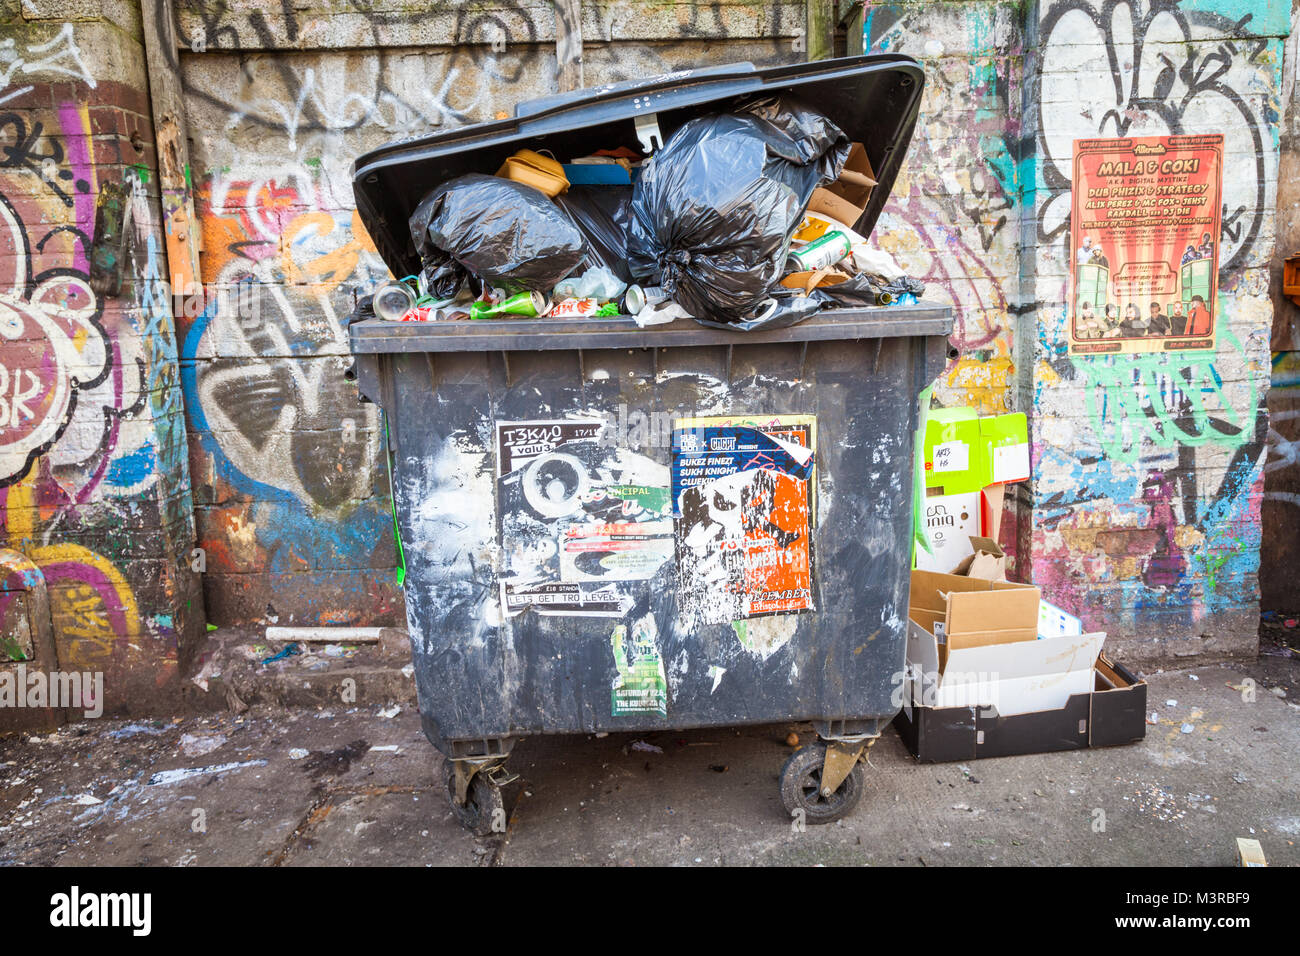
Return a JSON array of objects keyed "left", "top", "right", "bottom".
[
  {"left": 375, "top": 99, "right": 925, "bottom": 330},
  {"left": 553, "top": 265, "right": 626, "bottom": 302},
  {"left": 469, "top": 290, "right": 546, "bottom": 319},
  {"left": 409, "top": 173, "right": 586, "bottom": 296},
  {"left": 372, "top": 279, "right": 417, "bottom": 320},
  {"left": 628, "top": 95, "right": 849, "bottom": 326},
  {"left": 787, "top": 230, "right": 852, "bottom": 272},
  {"left": 495, "top": 148, "right": 569, "bottom": 197}
]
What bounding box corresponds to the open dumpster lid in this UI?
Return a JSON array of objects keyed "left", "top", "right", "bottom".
[{"left": 352, "top": 54, "right": 926, "bottom": 280}]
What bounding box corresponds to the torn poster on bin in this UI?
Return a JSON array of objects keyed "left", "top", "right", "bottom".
[
  {"left": 610, "top": 613, "right": 667, "bottom": 717},
  {"left": 497, "top": 422, "right": 672, "bottom": 617},
  {"left": 496, "top": 419, "right": 602, "bottom": 475},
  {"left": 672, "top": 416, "right": 816, "bottom": 625}
]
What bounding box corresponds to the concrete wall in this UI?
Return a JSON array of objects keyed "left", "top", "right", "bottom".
[
  {"left": 0, "top": 0, "right": 202, "bottom": 716},
  {"left": 172, "top": 0, "right": 808, "bottom": 630}
]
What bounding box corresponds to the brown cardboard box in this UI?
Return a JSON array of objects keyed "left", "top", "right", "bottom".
[
  {"left": 950, "top": 536, "right": 1007, "bottom": 581},
  {"left": 909, "top": 569, "right": 1039, "bottom": 655},
  {"left": 807, "top": 142, "right": 876, "bottom": 227}
]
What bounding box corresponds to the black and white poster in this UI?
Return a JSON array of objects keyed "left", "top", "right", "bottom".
[{"left": 497, "top": 422, "right": 673, "bottom": 618}]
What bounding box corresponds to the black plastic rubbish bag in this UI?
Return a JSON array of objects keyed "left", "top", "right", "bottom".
[
  {"left": 809, "top": 273, "right": 891, "bottom": 308},
  {"left": 628, "top": 95, "right": 850, "bottom": 326},
  {"left": 691, "top": 290, "right": 824, "bottom": 332},
  {"left": 409, "top": 173, "right": 587, "bottom": 295},
  {"left": 342, "top": 293, "right": 375, "bottom": 332},
  {"left": 555, "top": 185, "right": 634, "bottom": 283},
  {"left": 882, "top": 275, "right": 926, "bottom": 299}
]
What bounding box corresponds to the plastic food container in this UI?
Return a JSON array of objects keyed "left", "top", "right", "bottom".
[{"left": 495, "top": 148, "right": 569, "bottom": 197}]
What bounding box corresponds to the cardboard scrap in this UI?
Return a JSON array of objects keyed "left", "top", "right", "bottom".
[
  {"left": 949, "top": 536, "right": 1007, "bottom": 581},
  {"left": 1236, "top": 838, "right": 1267, "bottom": 867}
]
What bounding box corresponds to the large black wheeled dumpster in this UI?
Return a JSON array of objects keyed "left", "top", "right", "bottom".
[{"left": 348, "top": 55, "right": 954, "bottom": 832}]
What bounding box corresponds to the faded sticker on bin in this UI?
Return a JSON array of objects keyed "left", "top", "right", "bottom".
[
  {"left": 497, "top": 422, "right": 672, "bottom": 618},
  {"left": 672, "top": 416, "right": 816, "bottom": 626},
  {"left": 610, "top": 613, "right": 667, "bottom": 717}
]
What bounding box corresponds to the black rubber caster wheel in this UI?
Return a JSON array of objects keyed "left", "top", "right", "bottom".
[
  {"left": 446, "top": 766, "right": 506, "bottom": 836},
  {"left": 779, "top": 743, "right": 865, "bottom": 825}
]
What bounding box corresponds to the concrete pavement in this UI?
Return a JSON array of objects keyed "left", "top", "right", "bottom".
[{"left": 1, "top": 662, "right": 1296, "bottom": 866}]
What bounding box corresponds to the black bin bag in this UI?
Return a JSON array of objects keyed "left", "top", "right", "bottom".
[
  {"left": 555, "top": 185, "right": 634, "bottom": 284},
  {"left": 628, "top": 95, "right": 850, "bottom": 325},
  {"left": 409, "top": 173, "right": 587, "bottom": 295}
]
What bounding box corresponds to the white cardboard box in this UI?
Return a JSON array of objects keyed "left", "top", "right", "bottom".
[{"left": 905, "top": 620, "right": 1105, "bottom": 717}]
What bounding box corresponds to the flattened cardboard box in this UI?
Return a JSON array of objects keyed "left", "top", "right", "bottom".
[
  {"left": 894, "top": 650, "right": 1148, "bottom": 762},
  {"left": 897, "top": 569, "right": 1146, "bottom": 760},
  {"left": 904, "top": 621, "right": 1104, "bottom": 716}
]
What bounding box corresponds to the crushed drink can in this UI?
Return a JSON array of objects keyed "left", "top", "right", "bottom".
[
  {"left": 786, "top": 230, "right": 851, "bottom": 272},
  {"left": 622, "top": 285, "right": 646, "bottom": 315},
  {"left": 621, "top": 285, "right": 670, "bottom": 315},
  {"left": 470, "top": 290, "right": 546, "bottom": 319},
  {"left": 550, "top": 296, "right": 601, "bottom": 318}
]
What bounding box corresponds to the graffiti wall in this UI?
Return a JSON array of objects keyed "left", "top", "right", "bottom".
[
  {"left": 862, "top": 3, "right": 1023, "bottom": 416},
  {"left": 864, "top": 0, "right": 1285, "bottom": 663},
  {"left": 1024, "top": 0, "right": 1283, "bottom": 662},
  {"left": 0, "top": 12, "right": 201, "bottom": 712},
  {"left": 172, "top": 0, "right": 806, "bottom": 628},
  {"left": 1261, "top": 0, "right": 1299, "bottom": 613}
]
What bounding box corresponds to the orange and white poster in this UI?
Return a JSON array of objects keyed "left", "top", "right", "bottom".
[
  {"left": 672, "top": 416, "right": 815, "bottom": 624},
  {"left": 1069, "top": 134, "right": 1223, "bottom": 355}
]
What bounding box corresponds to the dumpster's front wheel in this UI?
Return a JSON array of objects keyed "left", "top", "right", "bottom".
[
  {"left": 779, "top": 744, "right": 865, "bottom": 825},
  {"left": 445, "top": 766, "right": 505, "bottom": 836}
]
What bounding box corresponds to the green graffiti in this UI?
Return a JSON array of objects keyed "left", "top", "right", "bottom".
[
  {"left": 1203, "top": 550, "right": 1229, "bottom": 592},
  {"left": 1078, "top": 327, "right": 1257, "bottom": 464}
]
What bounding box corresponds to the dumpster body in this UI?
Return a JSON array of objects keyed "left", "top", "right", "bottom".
[{"left": 349, "top": 56, "right": 954, "bottom": 829}]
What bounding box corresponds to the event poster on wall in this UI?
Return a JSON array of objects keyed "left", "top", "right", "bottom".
[{"left": 1068, "top": 134, "right": 1223, "bottom": 355}]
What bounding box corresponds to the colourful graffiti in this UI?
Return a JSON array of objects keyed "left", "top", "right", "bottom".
[
  {"left": 0, "top": 27, "right": 194, "bottom": 693},
  {"left": 864, "top": 5, "right": 1022, "bottom": 412},
  {"left": 1023, "top": 0, "right": 1280, "bottom": 655},
  {"left": 858, "top": 0, "right": 1280, "bottom": 659},
  {"left": 178, "top": 165, "right": 396, "bottom": 623}
]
